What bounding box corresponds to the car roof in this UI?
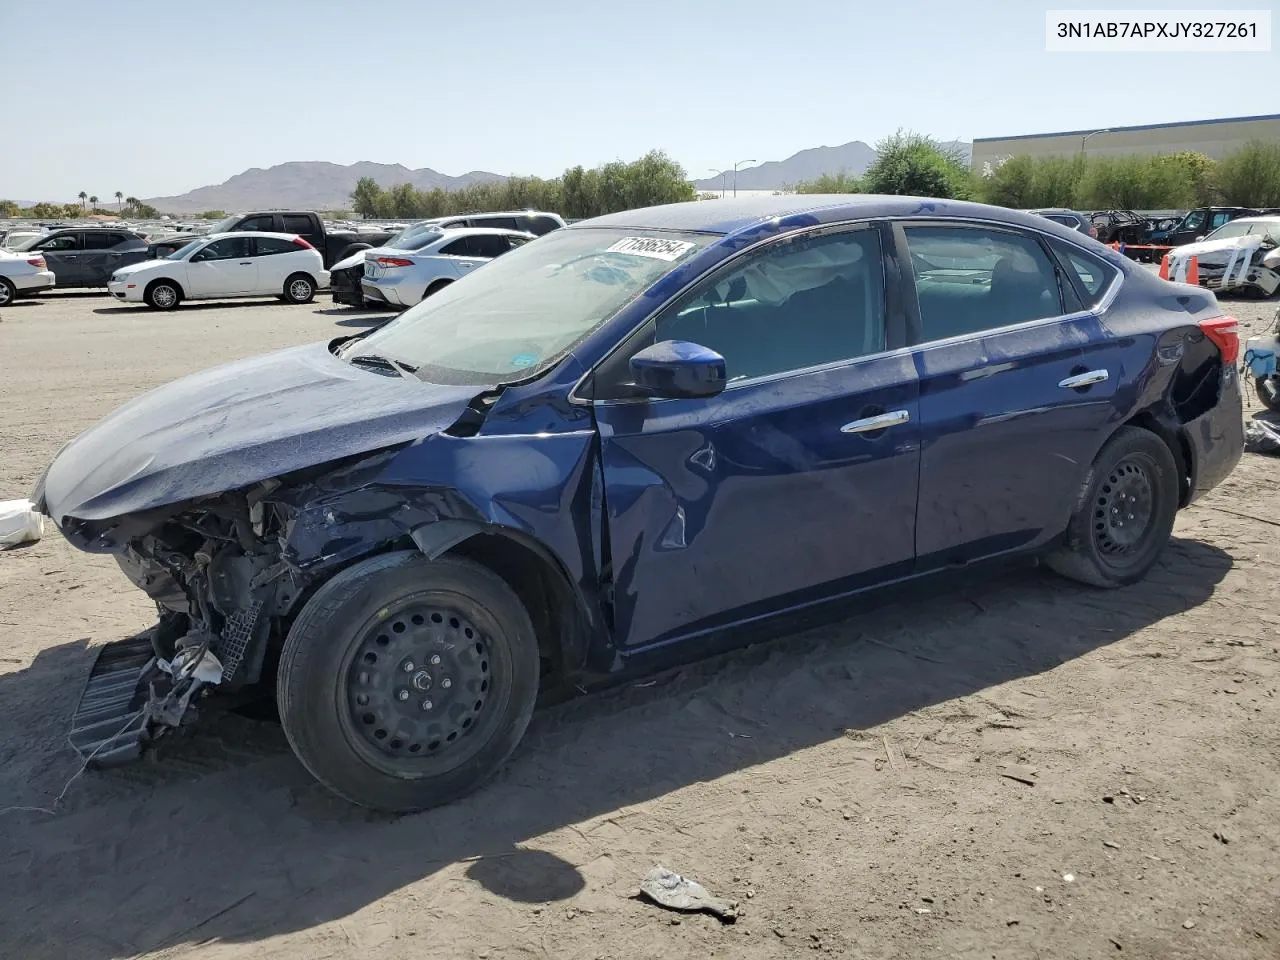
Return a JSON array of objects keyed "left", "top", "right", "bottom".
[
  {"left": 203, "top": 231, "right": 305, "bottom": 241},
  {"left": 432, "top": 227, "right": 538, "bottom": 238},
  {"left": 575, "top": 195, "right": 1085, "bottom": 238}
]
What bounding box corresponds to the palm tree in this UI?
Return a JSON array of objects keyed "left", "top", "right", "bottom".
[
  {"left": 78, "top": 191, "right": 87, "bottom": 211},
  {"left": 115, "top": 191, "right": 124, "bottom": 211},
  {"left": 89, "top": 195, "right": 99, "bottom": 212},
  {"left": 126, "top": 196, "right": 139, "bottom": 215}
]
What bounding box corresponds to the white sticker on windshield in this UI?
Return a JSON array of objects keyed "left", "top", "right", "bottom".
[{"left": 606, "top": 237, "right": 695, "bottom": 261}]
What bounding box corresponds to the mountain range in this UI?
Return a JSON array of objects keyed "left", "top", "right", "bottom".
[{"left": 137, "top": 141, "right": 973, "bottom": 214}]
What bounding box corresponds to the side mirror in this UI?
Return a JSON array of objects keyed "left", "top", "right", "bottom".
[{"left": 630, "top": 340, "right": 726, "bottom": 399}]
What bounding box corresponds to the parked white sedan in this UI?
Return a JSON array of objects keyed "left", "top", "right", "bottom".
[
  {"left": 0, "top": 250, "right": 56, "bottom": 306},
  {"left": 107, "top": 232, "right": 330, "bottom": 310},
  {"left": 361, "top": 227, "right": 534, "bottom": 307}
]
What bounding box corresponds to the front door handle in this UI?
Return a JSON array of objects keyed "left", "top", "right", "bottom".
[
  {"left": 239, "top": 261, "right": 253, "bottom": 265},
  {"left": 841, "top": 409, "right": 911, "bottom": 434},
  {"left": 1058, "top": 369, "right": 1109, "bottom": 389}
]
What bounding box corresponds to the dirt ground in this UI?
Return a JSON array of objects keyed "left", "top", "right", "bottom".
[{"left": 1, "top": 287, "right": 1278, "bottom": 960}]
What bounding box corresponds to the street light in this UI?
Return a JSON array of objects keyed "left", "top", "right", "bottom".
[
  {"left": 707, "top": 168, "right": 728, "bottom": 198},
  {"left": 1080, "top": 129, "right": 1111, "bottom": 155},
  {"left": 733, "top": 159, "right": 755, "bottom": 197}
]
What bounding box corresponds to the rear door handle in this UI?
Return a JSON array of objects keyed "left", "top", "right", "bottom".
[
  {"left": 1058, "top": 369, "right": 1109, "bottom": 389},
  {"left": 841, "top": 410, "right": 911, "bottom": 434},
  {"left": 239, "top": 261, "right": 253, "bottom": 265}
]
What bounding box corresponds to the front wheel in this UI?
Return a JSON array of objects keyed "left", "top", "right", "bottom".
[
  {"left": 1256, "top": 376, "right": 1280, "bottom": 411},
  {"left": 283, "top": 273, "right": 316, "bottom": 304},
  {"left": 1045, "top": 426, "right": 1179, "bottom": 588},
  {"left": 144, "top": 280, "right": 181, "bottom": 310},
  {"left": 277, "top": 551, "right": 539, "bottom": 812},
  {"left": 0, "top": 277, "right": 15, "bottom": 306}
]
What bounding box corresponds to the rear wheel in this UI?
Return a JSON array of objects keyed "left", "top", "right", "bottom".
[
  {"left": 1045, "top": 427, "right": 1179, "bottom": 588},
  {"left": 1256, "top": 376, "right": 1280, "bottom": 411},
  {"left": 283, "top": 273, "right": 316, "bottom": 304},
  {"left": 277, "top": 551, "right": 539, "bottom": 812},
  {"left": 0, "top": 277, "right": 15, "bottom": 306},
  {"left": 422, "top": 278, "right": 453, "bottom": 301},
  {"left": 144, "top": 280, "right": 181, "bottom": 310}
]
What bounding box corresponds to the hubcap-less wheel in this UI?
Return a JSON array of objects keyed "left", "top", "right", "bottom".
[
  {"left": 1257, "top": 376, "right": 1280, "bottom": 411},
  {"left": 1093, "top": 456, "right": 1155, "bottom": 556},
  {"left": 289, "top": 279, "right": 313, "bottom": 302},
  {"left": 152, "top": 285, "right": 177, "bottom": 308},
  {"left": 343, "top": 603, "right": 493, "bottom": 772}
]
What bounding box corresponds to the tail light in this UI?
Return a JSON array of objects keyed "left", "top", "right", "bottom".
[
  {"left": 1199, "top": 315, "right": 1239, "bottom": 365},
  {"left": 292, "top": 237, "right": 315, "bottom": 250},
  {"left": 27, "top": 257, "right": 46, "bottom": 268},
  {"left": 376, "top": 257, "right": 414, "bottom": 268}
]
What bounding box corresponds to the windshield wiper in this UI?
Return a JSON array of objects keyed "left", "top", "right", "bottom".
[{"left": 348, "top": 354, "right": 419, "bottom": 379}]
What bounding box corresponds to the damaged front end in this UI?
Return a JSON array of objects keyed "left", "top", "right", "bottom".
[
  {"left": 1174, "top": 236, "right": 1280, "bottom": 297},
  {"left": 65, "top": 450, "right": 488, "bottom": 767}
]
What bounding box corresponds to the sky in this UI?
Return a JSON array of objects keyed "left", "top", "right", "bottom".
[{"left": 1, "top": 0, "right": 1275, "bottom": 201}]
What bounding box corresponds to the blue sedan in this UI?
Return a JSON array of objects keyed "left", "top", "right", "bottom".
[{"left": 37, "top": 195, "right": 1243, "bottom": 811}]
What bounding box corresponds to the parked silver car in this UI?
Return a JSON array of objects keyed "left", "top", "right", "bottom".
[{"left": 360, "top": 227, "right": 535, "bottom": 307}]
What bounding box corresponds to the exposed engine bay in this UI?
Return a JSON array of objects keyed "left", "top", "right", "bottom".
[{"left": 63, "top": 450, "right": 492, "bottom": 766}]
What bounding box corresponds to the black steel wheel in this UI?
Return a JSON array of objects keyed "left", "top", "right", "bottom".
[
  {"left": 1046, "top": 427, "right": 1178, "bottom": 588},
  {"left": 277, "top": 551, "right": 538, "bottom": 812}
]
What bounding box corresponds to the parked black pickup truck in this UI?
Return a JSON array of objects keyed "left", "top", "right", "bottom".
[{"left": 198, "top": 211, "right": 396, "bottom": 268}]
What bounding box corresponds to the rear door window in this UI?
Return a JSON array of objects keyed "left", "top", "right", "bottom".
[
  {"left": 238, "top": 215, "right": 276, "bottom": 232},
  {"left": 473, "top": 216, "right": 519, "bottom": 230},
  {"left": 902, "top": 225, "right": 1065, "bottom": 342},
  {"left": 282, "top": 214, "right": 315, "bottom": 235},
  {"left": 470, "top": 234, "right": 513, "bottom": 258},
  {"left": 82, "top": 232, "right": 116, "bottom": 250},
  {"left": 440, "top": 237, "right": 478, "bottom": 257},
  {"left": 253, "top": 236, "right": 298, "bottom": 256},
  {"left": 1209, "top": 211, "right": 1235, "bottom": 229},
  {"left": 520, "top": 215, "right": 561, "bottom": 236}
]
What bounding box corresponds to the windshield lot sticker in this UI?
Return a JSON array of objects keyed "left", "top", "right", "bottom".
[
  {"left": 606, "top": 237, "right": 695, "bottom": 261},
  {"left": 510, "top": 353, "right": 538, "bottom": 369}
]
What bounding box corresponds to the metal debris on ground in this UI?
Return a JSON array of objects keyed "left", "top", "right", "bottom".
[
  {"left": 999, "top": 764, "right": 1039, "bottom": 786},
  {"left": 635, "top": 866, "right": 738, "bottom": 923}
]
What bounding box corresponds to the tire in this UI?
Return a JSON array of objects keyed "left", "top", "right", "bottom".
[
  {"left": 422, "top": 279, "right": 453, "bottom": 301},
  {"left": 0, "top": 277, "right": 15, "bottom": 307},
  {"left": 144, "top": 279, "right": 181, "bottom": 310},
  {"left": 1045, "top": 426, "right": 1179, "bottom": 588},
  {"left": 283, "top": 273, "right": 316, "bottom": 304},
  {"left": 1256, "top": 376, "right": 1280, "bottom": 412},
  {"left": 277, "top": 551, "right": 539, "bottom": 812}
]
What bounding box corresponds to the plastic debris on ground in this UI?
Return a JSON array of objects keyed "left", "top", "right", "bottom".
[
  {"left": 0, "top": 499, "right": 44, "bottom": 549},
  {"left": 1244, "top": 420, "right": 1280, "bottom": 455},
  {"left": 635, "top": 865, "right": 738, "bottom": 922}
]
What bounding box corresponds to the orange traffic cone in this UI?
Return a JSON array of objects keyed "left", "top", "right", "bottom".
[
  {"left": 1159, "top": 254, "right": 1170, "bottom": 280},
  {"left": 1186, "top": 255, "right": 1199, "bottom": 285}
]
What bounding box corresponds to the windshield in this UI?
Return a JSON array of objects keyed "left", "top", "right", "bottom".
[
  {"left": 1204, "top": 221, "right": 1280, "bottom": 243},
  {"left": 207, "top": 216, "right": 240, "bottom": 234},
  {"left": 166, "top": 239, "right": 204, "bottom": 260},
  {"left": 345, "top": 228, "right": 712, "bottom": 382}
]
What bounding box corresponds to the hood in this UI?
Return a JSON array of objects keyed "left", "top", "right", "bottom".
[
  {"left": 111, "top": 259, "right": 166, "bottom": 279},
  {"left": 1170, "top": 234, "right": 1266, "bottom": 263},
  {"left": 40, "top": 341, "right": 488, "bottom": 524}
]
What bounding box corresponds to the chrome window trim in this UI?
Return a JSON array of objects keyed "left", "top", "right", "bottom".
[{"left": 570, "top": 214, "right": 1125, "bottom": 407}]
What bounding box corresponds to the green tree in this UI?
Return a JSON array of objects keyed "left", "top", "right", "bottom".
[
  {"left": 77, "top": 191, "right": 87, "bottom": 211},
  {"left": 1076, "top": 155, "right": 1195, "bottom": 209},
  {"left": 1214, "top": 140, "right": 1280, "bottom": 207},
  {"left": 978, "top": 154, "right": 1036, "bottom": 207},
  {"left": 198, "top": 210, "right": 228, "bottom": 219},
  {"left": 350, "top": 176, "right": 386, "bottom": 218},
  {"left": 61, "top": 202, "right": 84, "bottom": 218},
  {"left": 1158, "top": 152, "right": 1216, "bottom": 205},
  {"left": 89, "top": 195, "right": 99, "bottom": 209},
  {"left": 793, "top": 170, "right": 863, "bottom": 194},
  {"left": 114, "top": 191, "right": 124, "bottom": 210},
  {"left": 0, "top": 199, "right": 20, "bottom": 217},
  {"left": 862, "top": 130, "right": 972, "bottom": 199},
  {"left": 28, "top": 202, "right": 62, "bottom": 218}
]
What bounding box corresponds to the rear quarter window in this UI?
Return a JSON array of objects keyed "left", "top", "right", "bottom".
[{"left": 1046, "top": 237, "right": 1117, "bottom": 306}]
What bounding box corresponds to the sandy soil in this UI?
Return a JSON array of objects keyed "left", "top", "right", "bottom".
[{"left": 1, "top": 289, "right": 1278, "bottom": 960}]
